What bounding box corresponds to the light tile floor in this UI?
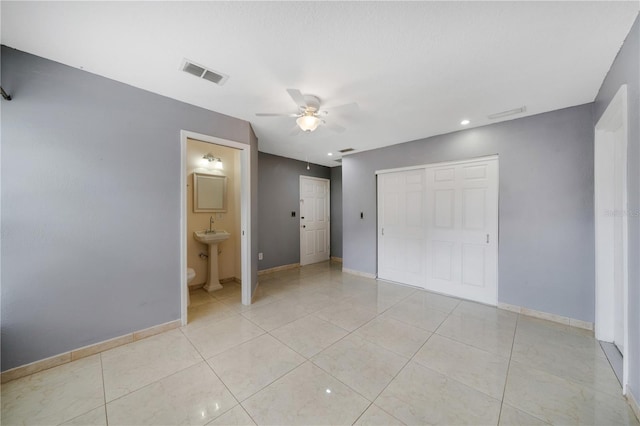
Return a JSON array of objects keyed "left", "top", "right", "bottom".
[{"left": 2, "top": 261, "right": 639, "bottom": 425}]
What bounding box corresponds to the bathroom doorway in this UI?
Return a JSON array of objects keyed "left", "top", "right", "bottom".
[{"left": 180, "top": 130, "right": 253, "bottom": 326}]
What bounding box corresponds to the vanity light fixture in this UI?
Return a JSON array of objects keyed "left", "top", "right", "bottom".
[{"left": 202, "top": 153, "right": 223, "bottom": 170}]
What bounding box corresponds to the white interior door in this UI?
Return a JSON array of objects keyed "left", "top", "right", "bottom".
[
  {"left": 377, "top": 169, "right": 426, "bottom": 286},
  {"left": 424, "top": 159, "right": 498, "bottom": 305},
  {"left": 300, "top": 176, "right": 330, "bottom": 266}
]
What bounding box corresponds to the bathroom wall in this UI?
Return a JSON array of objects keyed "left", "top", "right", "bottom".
[
  {"left": 186, "top": 139, "right": 241, "bottom": 285},
  {"left": 0, "top": 46, "right": 258, "bottom": 371},
  {"left": 257, "top": 152, "right": 331, "bottom": 271}
]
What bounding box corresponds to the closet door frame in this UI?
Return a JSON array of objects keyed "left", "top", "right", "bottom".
[{"left": 376, "top": 155, "right": 499, "bottom": 305}]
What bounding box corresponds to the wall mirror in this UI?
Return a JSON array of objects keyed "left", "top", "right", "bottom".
[{"left": 193, "top": 172, "right": 227, "bottom": 212}]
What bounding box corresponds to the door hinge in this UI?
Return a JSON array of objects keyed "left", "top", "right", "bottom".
[
  {"left": 486, "top": 234, "right": 489, "bottom": 244},
  {"left": 381, "top": 228, "right": 384, "bottom": 236}
]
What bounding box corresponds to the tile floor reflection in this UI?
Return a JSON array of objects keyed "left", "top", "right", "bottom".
[{"left": 2, "top": 261, "right": 638, "bottom": 425}]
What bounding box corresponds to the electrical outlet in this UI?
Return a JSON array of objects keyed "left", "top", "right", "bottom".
[{"left": 258, "top": 252, "right": 263, "bottom": 260}]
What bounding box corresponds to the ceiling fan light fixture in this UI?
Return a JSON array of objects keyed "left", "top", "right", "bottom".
[{"left": 296, "top": 114, "right": 320, "bottom": 132}]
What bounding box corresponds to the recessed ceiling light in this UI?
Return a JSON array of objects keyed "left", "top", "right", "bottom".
[
  {"left": 460, "top": 119, "right": 470, "bottom": 126},
  {"left": 328, "top": 153, "right": 333, "bottom": 156}
]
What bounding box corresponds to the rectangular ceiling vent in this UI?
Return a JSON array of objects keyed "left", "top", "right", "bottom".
[
  {"left": 181, "top": 59, "right": 229, "bottom": 86},
  {"left": 488, "top": 106, "right": 526, "bottom": 120},
  {"left": 338, "top": 148, "right": 355, "bottom": 153}
]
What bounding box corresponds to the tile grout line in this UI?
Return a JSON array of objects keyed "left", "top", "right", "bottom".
[
  {"left": 512, "top": 318, "right": 627, "bottom": 401},
  {"left": 378, "top": 299, "right": 521, "bottom": 422},
  {"left": 99, "top": 353, "right": 109, "bottom": 426},
  {"left": 100, "top": 330, "right": 210, "bottom": 407},
  {"left": 348, "top": 298, "right": 464, "bottom": 424},
  {"left": 212, "top": 333, "right": 306, "bottom": 404},
  {"left": 235, "top": 403, "right": 260, "bottom": 426},
  {"left": 189, "top": 299, "right": 328, "bottom": 410},
  {"left": 188, "top": 277, "right": 363, "bottom": 413},
  {"left": 498, "top": 316, "right": 554, "bottom": 425},
  {"left": 178, "top": 325, "right": 249, "bottom": 424},
  {"left": 350, "top": 314, "right": 445, "bottom": 423},
  {"left": 496, "top": 312, "right": 520, "bottom": 426},
  {"left": 255, "top": 286, "right": 432, "bottom": 422}
]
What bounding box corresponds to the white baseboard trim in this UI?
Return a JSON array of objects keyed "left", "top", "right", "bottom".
[
  {"left": 330, "top": 256, "right": 343, "bottom": 263},
  {"left": 257, "top": 263, "right": 300, "bottom": 275},
  {"left": 342, "top": 268, "right": 377, "bottom": 279},
  {"left": 628, "top": 387, "right": 640, "bottom": 422},
  {"left": 1, "top": 319, "right": 181, "bottom": 384},
  {"left": 498, "top": 302, "right": 593, "bottom": 331}
]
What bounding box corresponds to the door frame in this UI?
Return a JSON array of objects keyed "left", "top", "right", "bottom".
[
  {"left": 299, "top": 175, "right": 331, "bottom": 266},
  {"left": 594, "top": 84, "right": 629, "bottom": 394},
  {"left": 376, "top": 154, "right": 499, "bottom": 305},
  {"left": 180, "top": 130, "right": 253, "bottom": 326}
]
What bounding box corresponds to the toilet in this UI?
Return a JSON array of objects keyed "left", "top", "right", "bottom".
[{"left": 187, "top": 267, "right": 196, "bottom": 307}]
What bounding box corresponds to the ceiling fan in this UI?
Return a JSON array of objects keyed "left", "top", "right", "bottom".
[{"left": 256, "top": 88, "right": 358, "bottom": 134}]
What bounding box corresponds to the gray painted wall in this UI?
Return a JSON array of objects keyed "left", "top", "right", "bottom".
[
  {"left": 257, "top": 153, "right": 331, "bottom": 271},
  {"left": 0, "top": 46, "right": 258, "bottom": 371},
  {"left": 330, "top": 166, "right": 343, "bottom": 258},
  {"left": 594, "top": 13, "right": 639, "bottom": 402},
  {"left": 343, "top": 104, "right": 595, "bottom": 322}
]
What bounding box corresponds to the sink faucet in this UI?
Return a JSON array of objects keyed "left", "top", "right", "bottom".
[{"left": 207, "top": 216, "right": 216, "bottom": 234}]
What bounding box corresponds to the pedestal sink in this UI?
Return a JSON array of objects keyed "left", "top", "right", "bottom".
[{"left": 194, "top": 230, "right": 231, "bottom": 293}]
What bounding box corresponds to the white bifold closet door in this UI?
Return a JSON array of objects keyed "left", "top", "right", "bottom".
[{"left": 378, "top": 157, "right": 498, "bottom": 305}]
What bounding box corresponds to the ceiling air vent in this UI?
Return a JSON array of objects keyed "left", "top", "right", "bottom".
[
  {"left": 335, "top": 159, "right": 342, "bottom": 163},
  {"left": 338, "top": 148, "right": 355, "bottom": 153},
  {"left": 488, "top": 106, "right": 526, "bottom": 120},
  {"left": 181, "top": 59, "right": 229, "bottom": 86}
]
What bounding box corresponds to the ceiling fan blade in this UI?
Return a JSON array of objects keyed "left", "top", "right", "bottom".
[
  {"left": 322, "top": 120, "right": 346, "bottom": 133},
  {"left": 286, "top": 88, "right": 307, "bottom": 109},
  {"left": 322, "top": 102, "right": 359, "bottom": 115},
  {"left": 255, "top": 113, "right": 299, "bottom": 117}
]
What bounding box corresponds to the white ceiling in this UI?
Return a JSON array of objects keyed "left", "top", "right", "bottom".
[{"left": 2, "top": 2, "right": 638, "bottom": 167}]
